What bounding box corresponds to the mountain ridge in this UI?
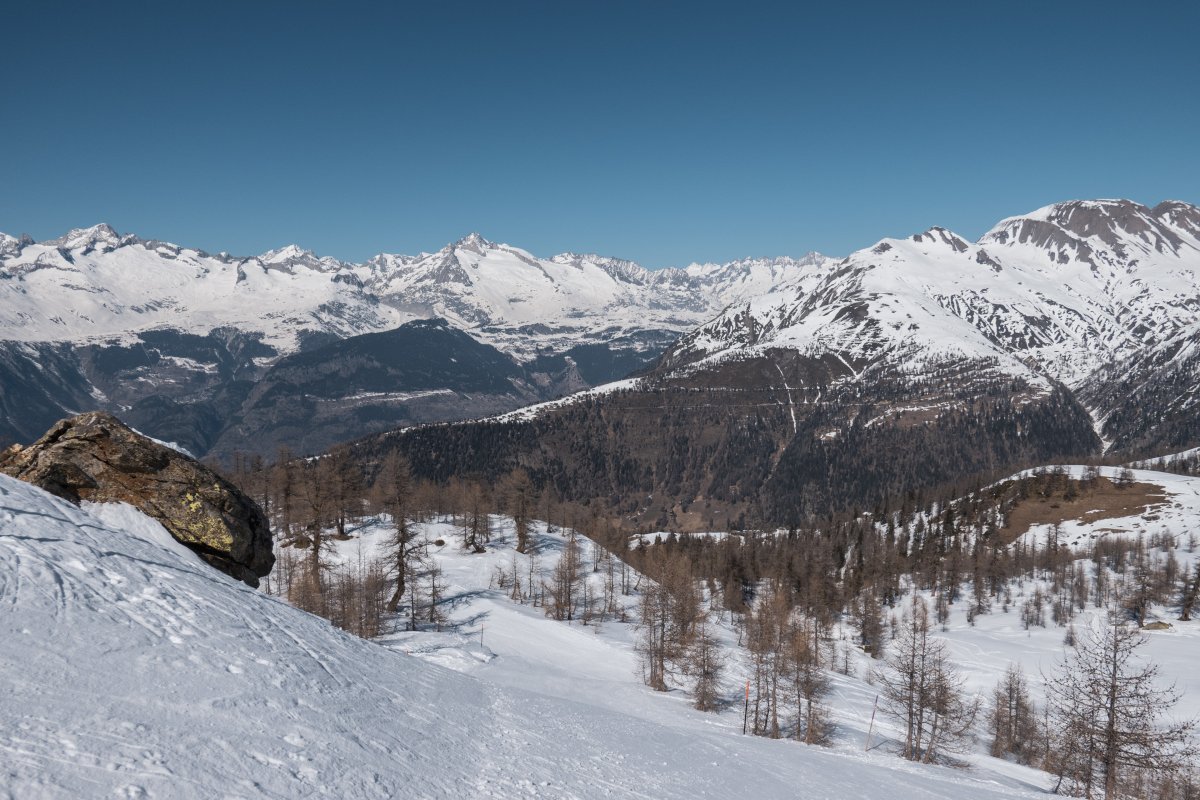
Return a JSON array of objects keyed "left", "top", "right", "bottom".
[{"left": 0, "top": 223, "right": 837, "bottom": 357}]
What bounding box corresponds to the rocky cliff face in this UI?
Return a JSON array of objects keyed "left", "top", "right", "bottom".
[{"left": 0, "top": 412, "right": 273, "bottom": 586}]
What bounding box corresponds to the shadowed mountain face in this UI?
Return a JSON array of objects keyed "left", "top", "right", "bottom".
[
  {"left": 206, "top": 320, "right": 566, "bottom": 458},
  {"left": 0, "top": 320, "right": 642, "bottom": 460},
  {"left": 377, "top": 348, "right": 1100, "bottom": 529}
]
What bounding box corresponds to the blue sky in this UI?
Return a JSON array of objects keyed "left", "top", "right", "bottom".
[{"left": 3, "top": 1, "right": 1197, "bottom": 266}]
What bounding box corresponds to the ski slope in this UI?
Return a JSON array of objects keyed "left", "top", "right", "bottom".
[{"left": 1, "top": 473, "right": 1049, "bottom": 799}]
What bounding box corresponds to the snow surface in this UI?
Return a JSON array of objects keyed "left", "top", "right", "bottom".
[
  {"left": 129, "top": 427, "right": 195, "bottom": 459},
  {"left": 2, "top": 474, "right": 1052, "bottom": 799},
  {"left": 492, "top": 377, "right": 645, "bottom": 421},
  {"left": 1128, "top": 446, "right": 1200, "bottom": 469}
]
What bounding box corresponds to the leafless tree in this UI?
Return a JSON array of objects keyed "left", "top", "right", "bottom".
[
  {"left": 374, "top": 452, "right": 424, "bottom": 613},
  {"left": 459, "top": 481, "right": 490, "bottom": 553},
  {"left": 1046, "top": 618, "right": 1196, "bottom": 798},
  {"left": 989, "top": 664, "right": 1039, "bottom": 764},
  {"left": 787, "top": 615, "right": 830, "bottom": 744},
  {"left": 684, "top": 615, "right": 724, "bottom": 712},
  {"left": 636, "top": 578, "right": 670, "bottom": 691},
  {"left": 545, "top": 529, "right": 584, "bottom": 621},
  {"left": 502, "top": 469, "right": 535, "bottom": 554},
  {"left": 877, "top": 596, "right": 978, "bottom": 762}
]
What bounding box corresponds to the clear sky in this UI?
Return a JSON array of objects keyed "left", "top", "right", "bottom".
[{"left": 3, "top": 1, "right": 1197, "bottom": 267}]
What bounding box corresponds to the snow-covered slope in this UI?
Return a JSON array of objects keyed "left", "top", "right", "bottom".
[
  {"left": 314, "top": 468, "right": 1200, "bottom": 799},
  {"left": 932, "top": 464, "right": 1200, "bottom": 723},
  {"left": 0, "top": 225, "right": 833, "bottom": 358},
  {"left": 662, "top": 199, "right": 1200, "bottom": 392},
  {"left": 0, "top": 473, "right": 1051, "bottom": 798}
]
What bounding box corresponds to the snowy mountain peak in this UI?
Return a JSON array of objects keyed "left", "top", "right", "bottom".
[
  {"left": 1152, "top": 200, "right": 1200, "bottom": 239},
  {"left": 0, "top": 232, "right": 22, "bottom": 259},
  {"left": 659, "top": 197, "right": 1200, "bottom": 394},
  {"left": 451, "top": 232, "right": 495, "bottom": 253},
  {"left": 256, "top": 243, "right": 346, "bottom": 273},
  {"left": 790, "top": 250, "right": 831, "bottom": 267},
  {"left": 259, "top": 243, "right": 313, "bottom": 262},
  {"left": 679, "top": 252, "right": 834, "bottom": 273},
  {"left": 981, "top": 198, "right": 1200, "bottom": 261},
  {"left": 551, "top": 252, "right": 651, "bottom": 284},
  {"left": 912, "top": 227, "right": 970, "bottom": 252},
  {"left": 49, "top": 223, "right": 124, "bottom": 252}
]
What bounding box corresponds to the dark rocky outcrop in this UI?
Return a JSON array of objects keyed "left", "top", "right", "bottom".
[{"left": 0, "top": 412, "right": 273, "bottom": 586}]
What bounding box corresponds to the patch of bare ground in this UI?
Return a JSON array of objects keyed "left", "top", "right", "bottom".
[{"left": 998, "top": 478, "right": 1168, "bottom": 545}]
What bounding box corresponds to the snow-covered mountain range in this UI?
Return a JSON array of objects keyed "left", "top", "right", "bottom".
[
  {"left": 378, "top": 200, "right": 1200, "bottom": 527},
  {"left": 0, "top": 224, "right": 832, "bottom": 358},
  {"left": 3, "top": 198, "right": 1198, "bottom": 464},
  {"left": 0, "top": 225, "right": 833, "bottom": 455},
  {"left": 651, "top": 199, "right": 1200, "bottom": 455}
]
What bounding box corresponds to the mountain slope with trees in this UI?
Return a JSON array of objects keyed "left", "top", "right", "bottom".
[{"left": 381, "top": 199, "right": 1200, "bottom": 527}]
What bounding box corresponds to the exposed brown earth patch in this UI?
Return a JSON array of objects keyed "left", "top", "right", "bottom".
[{"left": 998, "top": 478, "right": 1168, "bottom": 545}]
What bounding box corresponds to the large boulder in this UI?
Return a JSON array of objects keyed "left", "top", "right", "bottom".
[{"left": 0, "top": 411, "right": 274, "bottom": 586}]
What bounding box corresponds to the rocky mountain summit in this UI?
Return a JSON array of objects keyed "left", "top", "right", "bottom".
[{"left": 0, "top": 412, "right": 273, "bottom": 585}]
